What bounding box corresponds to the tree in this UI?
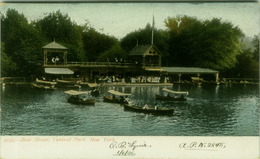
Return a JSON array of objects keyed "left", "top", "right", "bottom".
[
  {"left": 96, "top": 44, "right": 127, "bottom": 62},
  {"left": 121, "top": 24, "right": 153, "bottom": 52},
  {"left": 82, "top": 26, "right": 118, "bottom": 61},
  {"left": 1, "top": 42, "right": 16, "bottom": 77},
  {"left": 165, "top": 16, "right": 244, "bottom": 70},
  {"left": 233, "top": 49, "right": 259, "bottom": 78},
  {"left": 35, "top": 10, "right": 85, "bottom": 61},
  {"left": 165, "top": 16, "right": 203, "bottom": 67},
  {"left": 220, "top": 34, "right": 259, "bottom": 78},
  {"left": 251, "top": 35, "right": 259, "bottom": 61},
  {"left": 1, "top": 9, "right": 44, "bottom": 76}
]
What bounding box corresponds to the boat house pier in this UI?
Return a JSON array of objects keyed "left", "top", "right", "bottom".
[{"left": 42, "top": 41, "right": 219, "bottom": 83}]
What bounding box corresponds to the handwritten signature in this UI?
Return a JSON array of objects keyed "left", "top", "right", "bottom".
[
  {"left": 179, "top": 142, "right": 226, "bottom": 151},
  {"left": 109, "top": 140, "right": 152, "bottom": 156}
]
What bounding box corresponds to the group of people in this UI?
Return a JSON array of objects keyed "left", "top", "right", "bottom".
[
  {"left": 52, "top": 56, "right": 60, "bottom": 64},
  {"left": 143, "top": 104, "right": 158, "bottom": 110},
  {"left": 111, "top": 95, "right": 129, "bottom": 104},
  {"left": 120, "top": 96, "right": 129, "bottom": 104}
]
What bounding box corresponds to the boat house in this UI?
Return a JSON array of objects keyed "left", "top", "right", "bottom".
[{"left": 128, "top": 44, "right": 161, "bottom": 67}]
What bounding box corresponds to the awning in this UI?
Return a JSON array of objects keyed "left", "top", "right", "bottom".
[
  {"left": 162, "top": 88, "right": 189, "bottom": 95},
  {"left": 87, "top": 83, "right": 98, "bottom": 88},
  {"left": 64, "top": 90, "right": 91, "bottom": 95},
  {"left": 45, "top": 68, "right": 74, "bottom": 75},
  {"left": 145, "top": 68, "right": 164, "bottom": 72},
  {"left": 36, "top": 79, "right": 57, "bottom": 85}
]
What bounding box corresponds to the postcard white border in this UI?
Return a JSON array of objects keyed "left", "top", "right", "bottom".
[
  {"left": 0, "top": 136, "right": 259, "bottom": 159},
  {"left": 0, "top": 1, "right": 259, "bottom": 159}
]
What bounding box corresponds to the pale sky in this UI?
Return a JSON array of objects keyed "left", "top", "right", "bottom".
[{"left": 1, "top": 2, "right": 259, "bottom": 39}]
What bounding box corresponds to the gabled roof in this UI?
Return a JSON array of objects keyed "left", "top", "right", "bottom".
[
  {"left": 42, "top": 41, "right": 67, "bottom": 50},
  {"left": 129, "top": 44, "right": 158, "bottom": 56}
]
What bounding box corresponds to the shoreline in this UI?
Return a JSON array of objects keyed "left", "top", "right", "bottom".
[
  {"left": 101, "top": 82, "right": 173, "bottom": 86},
  {"left": 1, "top": 77, "right": 259, "bottom": 86},
  {"left": 1, "top": 82, "right": 259, "bottom": 86}
]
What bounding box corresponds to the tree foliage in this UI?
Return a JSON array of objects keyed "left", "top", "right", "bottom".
[
  {"left": 236, "top": 36, "right": 259, "bottom": 78},
  {"left": 96, "top": 44, "right": 127, "bottom": 62},
  {"left": 1, "top": 9, "right": 44, "bottom": 76},
  {"left": 228, "top": 49, "right": 259, "bottom": 78},
  {"left": 1, "top": 42, "right": 16, "bottom": 77},
  {"left": 252, "top": 35, "right": 259, "bottom": 61},
  {"left": 82, "top": 26, "right": 118, "bottom": 61},
  {"left": 165, "top": 16, "right": 244, "bottom": 70},
  {"left": 34, "top": 10, "right": 85, "bottom": 61}
]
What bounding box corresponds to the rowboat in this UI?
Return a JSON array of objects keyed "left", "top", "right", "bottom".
[
  {"left": 123, "top": 104, "right": 174, "bottom": 115},
  {"left": 78, "top": 82, "right": 97, "bottom": 87},
  {"left": 88, "top": 83, "right": 100, "bottom": 97},
  {"left": 64, "top": 90, "right": 95, "bottom": 105},
  {"left": 191, "top": 77, "right": 203, "bottom": 86},
  {"left": 56, "top": 80, "right": 81, "bottom": 89},
  {"left": 103, "top": 90, "right": 131, "bottom": 104},
  {"left": 91, "top": 89, "right": 100, "bottom": 97},
  {"left": 155, "top": 88, "right": 188, "bottom": 101},
  {"left": 32, "top": 79, "right": 56, "bottom": 90}
]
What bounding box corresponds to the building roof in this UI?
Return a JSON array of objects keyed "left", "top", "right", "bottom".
[
  {"left": 162, "top": 67, "right": 218, "bottom": 74},
  {"left": 129, "top": 45, "right": 153, "bottom": 56},
  {"left": 44, "top": 68, "right": 74, "bottom": 75},
  {"left": 64, "top": 90, "right": 91, "bottom": 95},
  {"left": 42, "top": 41, "right": 67, "bottom": 50}
]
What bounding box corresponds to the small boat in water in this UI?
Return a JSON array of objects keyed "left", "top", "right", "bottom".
[
  {"left": 103, "top": 90, "right": 130, "bottom": 104},
  {"left": 155, "top": 88, "right": 188, "bottom": 101},
  {"left": 56, "top": 80, "right": 81, "bottom": 89},
  {"left": 88, "top": 83, "right": 100, "bottom": 97},
  {"left": 124, "top": 104, "right": 174, "bottom": 115},
  {"left": 77, "top": 82, "right": 100, "bottom": 96},
  {"left": 91, "top": 89, "right": 100, "bottom": 97},
  {"left": 32, "top": 79, "right": 57, "bottom": 90},
  {"left": 65, "top": 90, "right": 95, "bottom": 105},
  {"left": 191, "top": 77, "right": 203, "bottom": 86}
]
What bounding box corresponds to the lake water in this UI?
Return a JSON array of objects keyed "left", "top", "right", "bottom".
[{"left": 1, "top": 84, "right": 259, "bottom": 136}]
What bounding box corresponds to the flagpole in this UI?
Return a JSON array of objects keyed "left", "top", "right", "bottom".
[{"left": 151, "top": 15, "right": 155, "bottom": 45}]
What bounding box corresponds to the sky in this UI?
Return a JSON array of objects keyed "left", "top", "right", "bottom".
[{"left": 1, "top": 2, "right": 259, "bottom": 39}]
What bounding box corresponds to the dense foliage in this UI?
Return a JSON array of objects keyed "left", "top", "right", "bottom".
[
  {"left": 229, "top": 35, "right": 259, "bottom": 78},
  {"left": 1, "top": 9, "right": 259, "bottom": 78},
  {"left": 34, "top": 10, "right": 85, "bottom": 61},
  {"left": 165, "top": 16, "right": 244, "bottom": 70},
  {"left": 81, "top": 26, "right": 118, "bottom": 61},
  {"left": 1, "top": 43, "right": 16, "bottom": 76},
  {"left": 1, "top": 9, "right": 44, "bottom": 76}
]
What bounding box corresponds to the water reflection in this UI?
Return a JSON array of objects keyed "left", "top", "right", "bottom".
[{"left": 1, "top": 84, "right": 259, "bottom": 136}]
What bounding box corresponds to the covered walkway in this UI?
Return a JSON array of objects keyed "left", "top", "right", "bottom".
[{"left": 162, "top": 67, "right": 219, "bottom": 82}]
